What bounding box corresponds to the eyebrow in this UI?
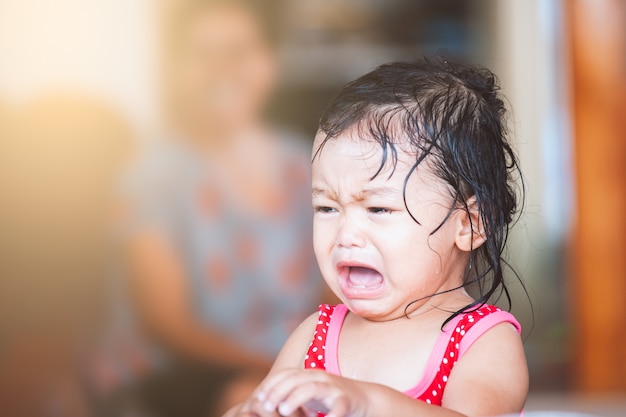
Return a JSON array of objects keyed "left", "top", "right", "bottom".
[
  {"left": 312, "top": 187, "right": 335, "bottom": 199},
  {"left": 312, "top": 186, "right": 398, "bottom": 201},
  {"left": 360, "top": 186, "right": 398, "bottom": 197}
]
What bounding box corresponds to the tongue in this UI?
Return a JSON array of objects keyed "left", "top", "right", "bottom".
[{"left": 348, "top": 266, "right": 383, "bottom": 287}]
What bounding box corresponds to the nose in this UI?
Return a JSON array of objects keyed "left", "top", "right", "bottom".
[{"left": 336, "top": 212, "right": 366, "bottom": 249}]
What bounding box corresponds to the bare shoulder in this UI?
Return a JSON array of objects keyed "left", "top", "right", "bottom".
[
  {"left": 443, "top": 322, "right": 528, "bottom": 416},
  {"left": 269, "top": 310, "right": 320, "bottom": 373}
]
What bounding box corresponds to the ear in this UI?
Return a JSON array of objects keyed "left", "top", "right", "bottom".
[{"left": 454, "top": 196, "right": 487, "bottom": 252}]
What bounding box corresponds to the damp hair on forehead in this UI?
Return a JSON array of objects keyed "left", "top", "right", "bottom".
[{"left": 313, "top": 56, "right": 527, "bottom": 325}]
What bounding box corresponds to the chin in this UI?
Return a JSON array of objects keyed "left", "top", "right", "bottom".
[{"left": 343, "top": 298, "right": 403, "bottom": 321}]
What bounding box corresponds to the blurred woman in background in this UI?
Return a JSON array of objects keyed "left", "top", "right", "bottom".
[{"left": 120, "top": 1, "right": 325, "bottom": 416}]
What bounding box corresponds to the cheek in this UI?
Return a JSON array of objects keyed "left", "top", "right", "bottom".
[
  {"left": 312, "top": 222, "right": 340, "bottom": 288},
  {"left": 377, "top": 221, "right": 440, "bottom": 270},
  {"left": 312, "top": 221, "right": 327, "bottom": 260},
  {"left": 313, "top": 220, "right": 338, "bottom": 270},
  {"left": 403, "top": 196, "right": 457, "bottom": 247}
]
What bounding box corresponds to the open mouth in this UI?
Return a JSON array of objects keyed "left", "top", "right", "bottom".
[{"left": 337, "top": 263, "right": 385, "bottom": 298}]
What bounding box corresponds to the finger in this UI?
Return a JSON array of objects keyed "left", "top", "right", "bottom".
[
  {"left": 276, "top": 381, "right": 333, "bottom": 416},
  {"left": 326, "top": 397, "right": 351, "bottom": 417},
  {"left": 256, "top": 369, "right": 300, "bottom": 403},
  {"left": 238, "top": 397, "right": 271, "bottom": 417},
  {"left": 258, "top": 369, "right": 313, "bottom": 412},
  {"left": 247, "top": 394, "right": 287, "bottom": 417}
]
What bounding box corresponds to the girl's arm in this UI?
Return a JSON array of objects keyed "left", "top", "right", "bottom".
[{"left": 243, "top": 321, "right": 527, "bottom": 417}]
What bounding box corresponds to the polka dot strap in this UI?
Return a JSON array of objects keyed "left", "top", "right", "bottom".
[
  {"left": 417, "top": 304, "right": 503, "bottom": 406},
  {"left": 304, "top": 304, "right": 334, "bottom": 370}
]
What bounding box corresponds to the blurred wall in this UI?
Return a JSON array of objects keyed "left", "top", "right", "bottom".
[
  {"left": 490, "top": 0, "right": 574, "bottom": 390},
  {"left": 0, "top": 0, "right": 159, "bottom": 132},
  {"left": 567, "top": 0, "right": 626, "bottom": 393},
  {"left": 493, "top": 0, "right": 626, "bottom": 395}
]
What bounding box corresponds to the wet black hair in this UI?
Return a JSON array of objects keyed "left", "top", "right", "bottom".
[{"left": 314, "top": 56, "right": 525, "bottom": 325}]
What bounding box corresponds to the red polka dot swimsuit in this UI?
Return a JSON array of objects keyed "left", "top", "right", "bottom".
[{"left": 304, "top": 304, "right": 521, "bottom": 412}]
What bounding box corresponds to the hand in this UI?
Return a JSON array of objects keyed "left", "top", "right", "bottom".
[
  {"left": 242, "top": 368, "right": 371, "bottom": 417},
  {"left": 228, "top": 401, "right": 312, "bottom": 417}
]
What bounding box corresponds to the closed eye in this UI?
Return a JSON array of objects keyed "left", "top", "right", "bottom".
[
  {"left": 314, "top": 206, "right": 337, "bottom": 214},
  {"left": 368, "top": 207, "right": 392, "bottom": 214}
]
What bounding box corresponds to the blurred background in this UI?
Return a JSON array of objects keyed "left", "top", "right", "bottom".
[{"left": 0, "top": 0, "right": 624, "bottom": 416}]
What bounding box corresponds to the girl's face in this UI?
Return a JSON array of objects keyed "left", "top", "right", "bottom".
[{"left": 312, "top": 131, "right": 471, "bottom": 321}]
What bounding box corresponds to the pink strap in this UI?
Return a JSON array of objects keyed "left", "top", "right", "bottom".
[
  {"left": 458, "top": 310, "right": 521, "bottom": 357},
  {"left": 325, "top": 304, "right": 347, "bottom": 375},
  {"left": 410, "top": 305, "right": 521, "bottom": 403}
]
